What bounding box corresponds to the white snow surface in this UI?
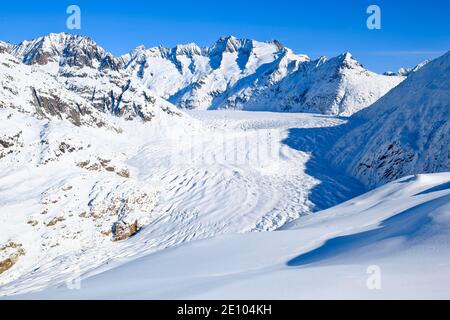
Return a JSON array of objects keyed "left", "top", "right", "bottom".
[
  {"left": 0, "top": 109, "right": 363, "bottom": 296},
  {"left": 13, "top": 172, "right": 450, "bottom": 299}
]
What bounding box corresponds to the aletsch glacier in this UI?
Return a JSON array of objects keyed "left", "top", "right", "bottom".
[{"left": 0, "top": 33, "right": 448, "bottom": 298}]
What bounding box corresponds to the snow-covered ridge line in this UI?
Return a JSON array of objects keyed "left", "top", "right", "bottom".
[
  {"left": 384, "top": 60, "right": 429, "bottom": 77},
  {"left": 15, "top": 172, "right": 450, "bottom": 299},
  {"left": 2, "top": 32, "right": 406, "bottom": 116},
  {"left": 0, "top": 38, "right": 192, "bottom": 130},
  {"left": 329, "top": 50, "right": 450, "bottom": 188}
]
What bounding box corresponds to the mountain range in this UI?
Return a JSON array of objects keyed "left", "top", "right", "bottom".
[
  {"left": 0, "top": 32, "right": 448, "bottom": 298},
  {"left": 330, "top": 51, "right": 450, "bottom": 188},
  {"left": 1, "top": 33, "right": 411, "bottom": 117}
]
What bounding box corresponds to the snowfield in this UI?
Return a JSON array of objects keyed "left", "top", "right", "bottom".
[
  {"left": 0, "top": 33, "right": 448, "bottom": 300},
  {"left": 15, "top": 172, "right": 450, "bottom": 300}
]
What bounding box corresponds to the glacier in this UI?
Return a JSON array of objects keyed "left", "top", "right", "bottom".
[{"left": 0, "top": 33, "right": 448, "bottom": 299}]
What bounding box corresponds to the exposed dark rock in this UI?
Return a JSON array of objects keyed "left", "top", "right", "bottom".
[
  {"left": 0, "top": 243, "right": 25, "bottom": 275},
  {"left": 111, "top": 220, "right": 140, "bottom": 242}
]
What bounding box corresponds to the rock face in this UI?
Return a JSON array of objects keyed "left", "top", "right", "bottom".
[
  {"left": 112, "top": 220, "right": 140, "bottom": 242},
  {"left": 236, "top": 53, "right": 404, "bottom": 116},
  {"left": 0, "top": 243, "right": 25, "bottom": 275},
  {"left": 0, "top": 131, "right": 23, "bottom": 159},
  {"left": 329, "top": 51, "right": 450, "bottom": 188},
  {"left": 4, "top": 33, "right": 404, "bottom": 117}
]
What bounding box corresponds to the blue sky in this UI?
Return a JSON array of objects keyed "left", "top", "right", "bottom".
[{"left": 0, "top": 0, "right": 448, "bottom": 72}]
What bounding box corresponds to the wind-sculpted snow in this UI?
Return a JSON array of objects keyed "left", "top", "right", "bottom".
[
  {"left": 15, "top": 173, "right": 450, "bottom": 299},
  {"left": 330, "top": 51, "right": 450, "bottom": 188},
  {"left": 4, "top": 33, "right": 404, "bottom": 116}
]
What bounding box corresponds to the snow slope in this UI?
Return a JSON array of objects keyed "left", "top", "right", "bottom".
[
  {"left": 0, "top": 106, "right": 198, "bottom": 294},
  {"left": 330, "top": 51, "right": 450, "bottom": 188},
  {"left": 16, "top": 173, "right": 450, "bottom": 299}
]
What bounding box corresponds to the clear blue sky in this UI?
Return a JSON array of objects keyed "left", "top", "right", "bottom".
[{"left": 0, "top": 0, "right": 448, "bottom": 73}]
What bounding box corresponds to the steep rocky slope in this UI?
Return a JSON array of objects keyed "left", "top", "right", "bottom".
[{"left": 329, "top": 51, "right": 450, "bottom": 188}]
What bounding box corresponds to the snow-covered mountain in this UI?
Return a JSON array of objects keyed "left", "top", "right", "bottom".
[
  {"left": 384, "top": 60, "right": 429, "bottom": 77},
  {"left": 4, "top": 33, "right": 404, "bottom": 116},
  {"left": 123, "top": 36, "right": 404, "bottom": 115},
  {"left": 17, "top": 173, "right": 450, "bottom": 299},
  {"left": 4, "top": 33, "right": 183, "bottom": 125},
  {"left": 237, "top": 52, "right": 404, "bottom": 116},
  {"left": 0, "top": 51, "right": 115, "bottom": 129},
  {"left": 10, "top": 32, "right": 123, "bottom": 71},
  {"left": 0, "top": 35, "right": 203, "bottom": 290},
  {"left": 330, "top": 51, "right": 450, "bottom": 188},
  {"left": 122, "top": 36, "right": 303, "bottom": 110},
  {"left": 1, "top": 33, "right": 448, "bottom": 299}
]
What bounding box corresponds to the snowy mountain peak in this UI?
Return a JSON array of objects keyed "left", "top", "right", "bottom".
[
  {"left": 209, "top": 36, "right": 254, "bottom": 55},
  {"left": 341, "top": 52, "right": 353, "bottom": 60},
  {"left": 332, "top": 52, "right": 363, "bottom": 69},
  {"left": 173, "top": 43, "right": 203, "bottom": 56},
  {"left": 330, "top": 51, "right": 450, "bottom": 187},
  {"left": 384, "top": 59, "right": 430, "bottom": 77},
  {"left": 3, "top": 33, "right": 407, "bottom": 116},
  {"left": 10, "top": 32, "right": 115, "bottom": 70}
]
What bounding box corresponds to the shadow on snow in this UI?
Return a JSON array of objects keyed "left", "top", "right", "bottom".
[
  {"left": 282, "top": 116, "right": 365, "bottom": 212},
  {"left": 286, "top": 193, "right": 450, "bottom": 267}
]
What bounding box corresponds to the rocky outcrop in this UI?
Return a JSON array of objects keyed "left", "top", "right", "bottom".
[
  {"left": 77, "top": 158, "right": 130, "bottom": 178},
  {"left": 0, "top": 243, "right": 25, "bottom": 275},
  {"left": 0, "top": 131, "right": 23, "bottom": 159},
  {"left": 111, "top": 220, "right": 140, "bottom": 242}
]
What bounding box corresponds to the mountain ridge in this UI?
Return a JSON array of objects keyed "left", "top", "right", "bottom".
[
  {"left": 329, "top": 51, "right": 450, "bottom": 187},
  {"left": 3, "top": 32, "right": 406, "bottom": 116}
]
